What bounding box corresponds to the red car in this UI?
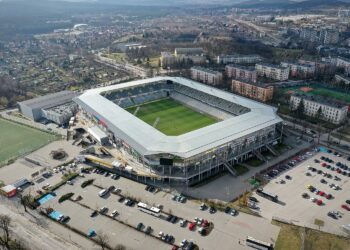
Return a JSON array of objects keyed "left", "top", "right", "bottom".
[
  {"left": 316, "top": 199, "right": 323, "bottom": 206},
  {"left": 188, "top": 222, "right": 196, "bottom": 231},
  {"left": 201, "top": 220, "right": 209, "bottom": 228},
  {"left": 341, "top": 204, "right": 350, "bottom": 211},
  {"left": 321, "top": 163, "right": 327, "bottom": 167},
  {"left": 326, "top": 194, "right": 333, "bottom": 200},
  {"left": 319, "top": 191, "right": 325, "bottom": 196}
]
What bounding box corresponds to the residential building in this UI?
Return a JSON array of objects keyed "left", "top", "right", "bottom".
[
  {"left": 334, "top": 57, "right": 350, "bottom": 72},
  {"left": 299, "top": 27, "right": 318, "bottom": 42},
  {"left": 160, "top": 48, "right": 206, "bottom": 68},
  {"left": 255, "top": 63, "right": 289, "bottom": 81},
  {"left": 217, "top": 54, "right": 262, "bottom": 64},
  {"left": 175, "top": 47, "right": 206, "bottom": 64},
  {"left": 319, "top": 29, "right": 339, "bottom": 45},
  {"left": 225, "top": 65, "right": 257, "bottom": 83},
  {"left": 290, "top": 94, "right": 348, "bottom": 124},
  {"left": 231, "top": 80, "right": 274, "bottom": 102},
  {"left": 335, "top": 74, "right": 350, "bottom": 85},
  {"left": 299, "top": 59, "right": 335, "bottom": 75},
  {"left": 160, "top": 52, "right": 176, "bottom": 68},
  {"left": 190, "top": 66, "right": 223, "bottom": 85},
  {"left": 280, "top": 62, "right": 315, "bottom": 78}
]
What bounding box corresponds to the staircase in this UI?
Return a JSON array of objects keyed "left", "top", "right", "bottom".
[
  {"left": 266, "top": 144, "right": 279, "bottom": 156},
  {"left": 215, "top": 153, "right": 237, "bottom": 177},
  {"left": 253, "top": 149, "right": 267, "bottom": 162},
  {"left": 223, "top": 161, "right": 238, "bottom": 177}
]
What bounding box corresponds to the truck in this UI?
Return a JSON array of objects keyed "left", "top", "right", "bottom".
[{"left": 256, "top": 188, "right": 278, "bottom": 202}]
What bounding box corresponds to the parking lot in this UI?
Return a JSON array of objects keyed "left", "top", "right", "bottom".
[
  {"left": 37, "top": 167, "right": 280, "bottom": 250},
  {"left": 254, "top": 148, "right": 350, "bottom": 236}
]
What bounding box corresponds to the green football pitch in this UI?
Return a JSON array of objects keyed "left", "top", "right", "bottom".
[
  {"left": 126, "top": 98, "right": 218, "bottom": 136},
  {"left": 0, "top": 118, "right": 57, "bottom": 166}
]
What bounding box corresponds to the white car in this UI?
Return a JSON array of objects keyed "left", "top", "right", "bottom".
[
  {"left": 111, "top": 210, "right": 118, "bottom": 217},
  {"left": 158, "top": 231, "right": 164, "bottom": 238},
  {"left": 310, "top": 197, "right": 317, "bottom": 202},
  {"left": 179, "top": 220, "right": 186, "bottom": 227}
]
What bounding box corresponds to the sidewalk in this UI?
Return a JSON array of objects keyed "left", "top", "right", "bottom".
[{"left": 182, "top": 139, "right": 312, "bottom": 201}]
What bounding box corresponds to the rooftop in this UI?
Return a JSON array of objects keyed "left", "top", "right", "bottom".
[
  {"left": 74, "top": 77, "right": 282, "bottom": 158},
  {"left": 19, "top": 91, "right": 77, "bottom": 110},
  {"left": 191, "top": 66, "right": 222, "bottom": 75},
  {"left": 292, "top": 93, "right": 348, "bottom": 109},
  {"left": 256, "top": 63, "right": 289, "bottom": 70},
  {"left": 226, "top": 64, "right": 256, "bottom": 71}
]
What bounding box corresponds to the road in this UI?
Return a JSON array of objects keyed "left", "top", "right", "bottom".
[{"left": 0, "top": 197, "right": 92, "bottom": 250}]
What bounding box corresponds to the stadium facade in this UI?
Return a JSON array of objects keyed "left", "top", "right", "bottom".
[{"left": 74, "top": 77, "right": 283, "bottom": 185}]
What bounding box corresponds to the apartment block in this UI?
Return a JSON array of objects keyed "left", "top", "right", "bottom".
[
  {"left": 225, "top": 65, "right": 257, "bottom": 83},
  {"left": 255, "top": 63, "right": 289, "bottom": 81},
  {"left": 231, "top": 79, "right": 274, "bottom": 102},
  {"left": 280, "top": 62, "right": 316, "bottom": 78},
  {"left": 190, "top": 66, "right": 223, "bottom": 85},
  {"left": 290, "top": 94, "right": 348, "bottom": 125},
  {"left": 217, "top": 54, "right": 262, "bottom": 64}
]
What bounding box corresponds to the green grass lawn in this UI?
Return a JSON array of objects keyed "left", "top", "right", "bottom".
[
  {"left": 0, "top": 118, "right": 57, "bottom": 166},
  {"left": 234, "top": 164, "right": 250, "bottom": 175},
  {"left": 126, "top": 98, "right": 218, "bottom": 136},
  {"left": 245, "top": 157, "right": 264, "bottom": 167},
  {"left": 309, "top": 88, "right": 350, "bottom": 103},
  {"left": 282, "top": 86, "right": 350, "bottom": 103}
]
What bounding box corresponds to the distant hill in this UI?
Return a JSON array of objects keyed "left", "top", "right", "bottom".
[{"left": 235, "top": 0, "right": 350, "bottom": 9}]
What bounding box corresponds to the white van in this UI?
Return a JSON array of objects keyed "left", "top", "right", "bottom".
[{"left": 98, "top": 189, "right": 108, "bottom": 197}]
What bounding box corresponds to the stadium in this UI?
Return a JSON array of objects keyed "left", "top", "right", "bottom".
[{"left": 74, "top": 77, "right": 283, "bottom": 185}]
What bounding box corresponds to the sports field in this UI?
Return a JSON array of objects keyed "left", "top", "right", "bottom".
[
  {"left": 126, "top": 98, "right": 218, "bottom": 136},
  {"left": 0, "top": 118, "right": 57, "bottom": 166},
  {"left": 283, "top": 86, "right": 350, "bottom": 103}
]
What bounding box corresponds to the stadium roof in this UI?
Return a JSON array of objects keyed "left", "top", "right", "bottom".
[
  {"left": 74, "top": 77, "right": 282, "bottom": 158},
  {"left": 18, "top": 91, "right": 78, "bottom": 109}
]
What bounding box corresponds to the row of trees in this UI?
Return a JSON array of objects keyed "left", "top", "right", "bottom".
[{"left": 0, "top": 214, "right": 26, "bottom": 250}]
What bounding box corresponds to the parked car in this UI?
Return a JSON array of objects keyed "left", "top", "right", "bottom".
[
  {"left": 136, "top": 222, "right": 143, "bottom": 231},
  {"left": 99, "top": 207, "right": 108, "bottom": 214},
  {"left": 327, "top": 211, "right": 337, "bottom": 219},
  {"left": 209, "top": 207, "right": 216, "bottom": 214},
  {"left": 179, "top": 219, "right": 187, "bottom": 227},
  {"left": 249, "top": 196, "right": 259, "bottom": 202},
  {"left": 188, "top": 222, "right": 196, "bottom": 231},
  {"left": 111, "top": 210, "right": 119, "bottom": 217},
  {"left": 302, "top": 193, "right": 309, "bottom": 199},
  {"left": 230, "top": 209, "right": 238, "bottom": 216},
  {"left": 90, "top": 211, "right": 98, "bottom": 217},
  {"left": 200, "top": 203, "right": 207, "bottom": 211},
  {"left": 341, "top": 204, "right": 350, "bottom": 211},
  {"left": 145, "top": 226, "right": 152, "bottom": 235}
]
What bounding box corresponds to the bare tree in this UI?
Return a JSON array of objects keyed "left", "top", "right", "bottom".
[
  {"left": 19, "top": 194, "right": 33, "bottom": 213},
  {"left": 113, "top": 244, "right": 126, "bottom": 250},
  {"left": 95, "top": 231, "right": 110, "bottom": 250},
  {"left": 0, "top": 215, "right": 11, "bottom": 249}
]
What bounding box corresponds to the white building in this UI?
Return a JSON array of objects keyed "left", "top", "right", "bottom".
[
  {"left": 319, "top": 29, "right": 339, "bottom": 45},
  {"left": 190, "top": 66, "right": 223, "bottom": 85},
  {"left": 290, "top": 95, "right": 348, "bottom": 125},
  {"left": 255, "top": 63, "right": 289, "bottom": 81},
  {"left": 217, "top": 54, "right": 262, "bottom": 64},
  {"left": 160, "top": 48, "right": 206, "bottom": 68},
  {"left": 280, "top": 62, "right": 315, "bottom": 78}
]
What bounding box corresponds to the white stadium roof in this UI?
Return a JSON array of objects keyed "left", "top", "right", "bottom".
[{"left": 74, "top": 77, "right": 282, "bottom": 158}]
